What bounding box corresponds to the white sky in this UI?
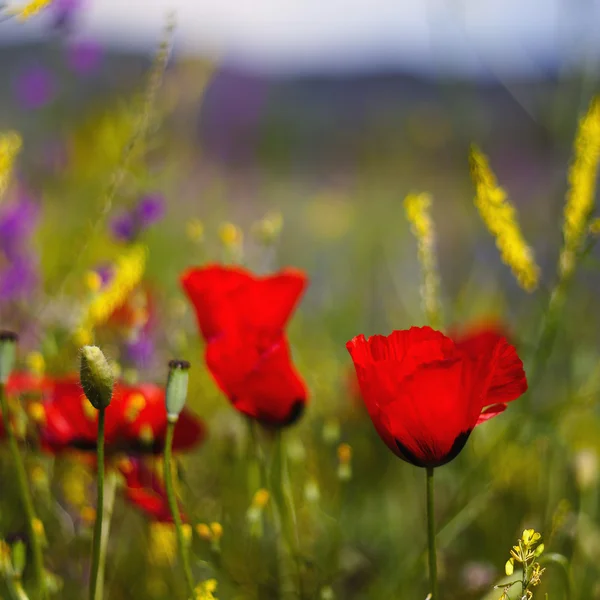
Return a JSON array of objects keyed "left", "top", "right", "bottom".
[{"left": 3, "top": 0, "right": 600, "bottom": 76}]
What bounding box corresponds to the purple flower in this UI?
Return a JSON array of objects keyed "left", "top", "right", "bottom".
[
  {"left": 14, "top": 67, "right": 56, "bottom": 111},
  {"left": 109, "top": 194, "right": 166, "bottom": 243},
  {"left": 0, "top": 256, "right": 38, "bottom": 301},
  {"left": 110, "top": 212, "right": 136, "bottom": 243},
  {"left": 125, "top": 333, "right": 155, "bottom": 369},
  {"left": 51, "top": 0, "right": 84, "bottom": 31},
  {"left": 94, "top": 263, "right": 114, "bottom": 287},
  {"left": 136, "top": 194, "right": 165, "bottom": 227},
  {"left": 0, "top": 196, "right": 39, "bottom": 261},
  {"left": 66, "top": 39, "right": 103, "bottom": 75}
]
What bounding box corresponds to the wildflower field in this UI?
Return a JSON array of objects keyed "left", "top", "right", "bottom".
[{"left": 2, "top": 4, "right": 600, "bottom": 600}]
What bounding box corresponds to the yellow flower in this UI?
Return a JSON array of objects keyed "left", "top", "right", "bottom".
[
  {"left": 195, "top": 579, "right": 218, "bottom": 600},
  {"left": 148, "top": 522, "right": 177, "bottom": 566},
  {"left": 13, "top": 0, "right": 53, "bottom": 20},
  {"left": 251, "top": 488, "right": 270, "bottom": 509},
  {"left": 337, "top": 443, "right": 352, "bottom": 464},
  {"left": 404, "top": 192, "right": 441, "bottom": 325},
  {"left": 0, "top": 131, "right": 21, "bottom": 201},
  {"left": 25, "top": 351, "right": 45, "bottom": 376},
  {"left": 469, "top": 145, "right": 540, "bottom": 292},
  {"left": 78, "top": 244, "right": 146, "bottom": 332},
  {"left": 218, "top": 222, "right": 243, "bottom": 249},
  {"left": 560, "top": 96, "right": 600, "bottom": 276}
]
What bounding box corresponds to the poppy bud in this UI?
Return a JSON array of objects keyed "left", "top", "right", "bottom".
[
  {"left": 165, "top": 359, "right": 190, "bottom": 419},
  {"left": 0, "top": 331, "right": 18, "bottom": 384},
  {"left": 79, "top": 345, "right": 114, "bottom": 410}
]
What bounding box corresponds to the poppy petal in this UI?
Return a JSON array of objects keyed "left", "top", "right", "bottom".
[{"left": 476, "top": 403, "right": 507, "bottom": 424}]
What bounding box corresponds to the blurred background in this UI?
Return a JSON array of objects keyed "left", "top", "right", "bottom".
[{"left": 2, "top": 1, "right": 600, "bottom": 599}]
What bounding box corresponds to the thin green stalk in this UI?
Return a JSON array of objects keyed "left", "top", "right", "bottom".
[
  {"left": 426, "top": 467, "right": 438, "bottom": 600},
  {"left": 0, "top": 384, "right": 47, "bottom": 600},
  {"left": 271, "top": 431, "right": 301, "bottom": 599},
  {"left": 92, "top": 470, "right": 118, "bottom": 600},
  {"left": 164, "top": 417, "right": 196, "bottom": 598},
  {"left": 89, "top": 408, "right": 105, "bottom": 600}
]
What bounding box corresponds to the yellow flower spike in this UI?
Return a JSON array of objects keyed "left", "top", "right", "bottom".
[
  {"left": 196, "top": 523, "right": 212, "bottom": 540},
  {"left": 561, "top": 96, "right": 600, "bottom": 275},
  {"left": 80, "top": 506, "right": 96, "bottom": 525},
  {"left": 28, "top": 402, "right": 46, "bottom": 425},
  {"left": 337, "top": 443, "right": 352, "bottom": 464},
  {"left": 31, "top": 518, "right": 45, "bottom": 540},
  {"left": 84, "top": 270, "right": 103, "bottom": 293},
  {"left": 210, "top": 522, "right": 223, "bottom": 540},
  {"left": 195, "top": 579, "right": 218, "bottom": 600},
  {"left": 404, "top": 192, "right": 442, "bottom": 327},
  {"left": 186, "top": 218, "right": 204, "bottom": 243},
  {"left": 218, "top": 222, "right": 243, "bottom": 249},
  {"left": 522, "top": 529, "right": 534, "bottom": 545},
  {"left": 13, "top": 0, "right": 54, "bottom": 21},
  {"left": 469, "top": 145, "right": 540, "bottom": 292},
  {"left": 25, "top": 351, "right": 45, "bottom": 376},
  {"left": 78, "top": 244, "right": 147, "bottom": 332},
  {"left": 0, "top": 131, "right": 21, "bottom": 201},
  {"left": 252, "top": 488, "right": 270, "bottom": 509},
  {"left": 148, "top": 522, "right": 177, "bottom": 566}
]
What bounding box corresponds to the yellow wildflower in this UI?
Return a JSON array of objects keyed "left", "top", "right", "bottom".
[
  {"left": 251, "top": 488, "right": 270, "bottom": 509},
  {"left": 469, "top": 145, "right": 540, "bottom": 291},
  {"left": 12, "top": 0, "right": 53, "bottom": 20},
  {"left": 148, "top": 522, "right": 177, "bottom": 566},
  {"left": 404, "top": 192, "right": 441, "bottom": 326},
  {"left": 218, "top": 222, "right": 243, "bottom": 249},
  {"left": 0, "top": 131, "right": 21, "bottom": 201},
  {"left": 560, "top": 96, "right": 600, "bottom": 276},
  {"left": 196, "top": 523, "right": 212, "bottom": 540},
  {"left": 195, "top": 579, "right": 218, "bottom": 600},
  {"left": 26, "top": 351, "right": 45, "bottom": 376},
  {"left": 78, "top": 244, "right": 146, "bottom": 332}
]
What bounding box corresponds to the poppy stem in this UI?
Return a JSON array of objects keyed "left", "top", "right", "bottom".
[
  {"left": 89, "top": 407, "right": 106, "bottom": 600},
  {"left": 163, "top": 417, "right": 196, "bottom": 597},
  {"left": 426, "top": 466, "right": 439, "bottom": 600},
  {"left": 0, "top": 383, "right": 47, "bottom": 600},
  {"left": 92, "top": 470, "right": 118, "bottom": 600},
  {"left": 271, "top": 431, "right": 301, "bottom": 599}
]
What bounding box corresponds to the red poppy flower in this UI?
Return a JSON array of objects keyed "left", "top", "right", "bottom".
[
  {"left": 117, "top": 457, "right": 182, "bottom": 522},
  {"left": 346, "top": 325, "right": 527, "bottom": 468},
  {"left": 34, "top": 377, "right": 205, "bottom": 455},
  {"left": 181, "top": 264, "right": 308, "bottom": 426}
]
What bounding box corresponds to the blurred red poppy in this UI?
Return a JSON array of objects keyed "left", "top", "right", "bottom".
[
  {"left": 34, "top": 377, "right": 204, "bottom": 455},
  {"left": 181, "top": 264, "right": 308, "bottom": 427},
  {"left": 346, "top": 325, "right": 527, "bottom": 468},
  {"left": 117, "top": 457, "right": 182, "bottom": 522}
]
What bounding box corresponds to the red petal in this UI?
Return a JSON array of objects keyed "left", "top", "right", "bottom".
[
  {"left": 180, "top": 265, "right": 253, "bottom": 340},
  {"left": 347, "top": 327, "right": 455, "bottom": 376},
  {"left": 476, "top": 403, "right": 507, "bottom": 424},
  {"left": 181, "top": 265, "right": 307, "bottom": 340},
  {"left": 454, "top": 325, "right": 528, "bottom": 406},
  {"left": 118, "top": 458, "right": 181, "bottom": 522},
  {"left": 206, "top": 333, "right": 307, "bottom": 425}
]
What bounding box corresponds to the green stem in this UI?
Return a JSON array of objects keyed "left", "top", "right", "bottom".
[
  {"left": 89, "top": 408, "right": 105, "bottom": 600},
  {"left": 539, "top": 553, "right": 572, "bottom": 600},
  {"left": 164, "top": 417, "right": 196, "bottom": 598},
  {"left": 0, "top": 384, "right": 47, "bottom": 600},
  {"left": 426, "top": 467, "right": 438, "bottom": 600},
  {"left": 271, "top": 431, "right": 301, "bottom": 599},
  {"left": 93, "top": 470, "right": 118, "bottom": 600}
]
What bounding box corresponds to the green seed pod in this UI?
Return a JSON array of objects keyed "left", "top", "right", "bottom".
[
  {"left": 165, "top": 359, "right": 190, "bottom": 419},
  {"left": 0, "top": 331, "right": 18, "bottom": 384},
  {"left": 80, "top": 346, "right": 114, "bottom": 410}
]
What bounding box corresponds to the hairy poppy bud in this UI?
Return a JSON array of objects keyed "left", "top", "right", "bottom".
[
  {"left": 165, "top": 359, "right": 190, "bottom": 419},
  {"left": 80, "top": 345, "right": 114, "bottom": 410},
  {"left": 0, "top": 331, "right": 18, "bottom": 384}
]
